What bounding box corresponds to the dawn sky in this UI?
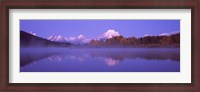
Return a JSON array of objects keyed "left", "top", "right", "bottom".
[{"left": 20, "top": 20, "right": 180, "bottom": 39}]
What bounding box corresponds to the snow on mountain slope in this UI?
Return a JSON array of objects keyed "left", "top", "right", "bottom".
[
  {"left": 143, "top": 31, "right": 180, "bottom": 37},
  {"left": 47, "top": 35, "right": 67, "bottom": 42},
  {"left": 47, "top": 29, "right": 121, "bottom": 44},
  {"left": 47, "top": 34, "right": 90, "bottom": 44},
  {"left": 98, "top": 29, "right": 120, "bottom": 40},
  {"left": 159, "top": 31, "right": 180, "bottom": 36},
  {"left": 65, "top": 35, "right": 90, "bottom": 44}
]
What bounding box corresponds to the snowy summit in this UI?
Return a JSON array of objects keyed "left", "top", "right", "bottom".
[
  {"left": 47, "top": 35, "right": 66, "bottom": 42},
  {"left": 98, "top": 29, "right": 120, "bottom": 40}
]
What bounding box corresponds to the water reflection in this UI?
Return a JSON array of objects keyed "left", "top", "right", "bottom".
[
  {"left": 20, "top": 48, "right": 180, "bottom": 67},
  {"left": 104, "top": 58, "right": 120, "bottom": 66},
  {"left": 47, "top": 54, "right": 87, "bottom": 62}
]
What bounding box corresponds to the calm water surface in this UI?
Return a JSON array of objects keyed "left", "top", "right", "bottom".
[{"left": 20, "top": 48, "right": 180, "bottom": 72}]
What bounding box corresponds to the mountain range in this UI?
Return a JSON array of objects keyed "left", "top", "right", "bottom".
[
  {"left": 47, "top": 34, "right": 90, "bottom": 45},
  {"left": 22, "top": 30, "right": 122, "bottom": 47},
  {"left": 21, "top": 29, "right": 180, "bottom": 47},
  {"left": 45, "top": 29, "right": 178, "bottom": 44},
  {"left": 46, "top": 29, "right": 121, "bottom": 44}
]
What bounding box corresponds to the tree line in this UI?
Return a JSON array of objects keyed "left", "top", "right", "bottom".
[{"left": 90, "top": 33, "right": 180, "bottom": 47}]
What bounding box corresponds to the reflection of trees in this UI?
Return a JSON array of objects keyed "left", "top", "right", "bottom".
[
  {"left": 20, "top": 48, "right": 69, "bottom": 67},
  {"left": 20, "top": 51, "right": 55, "bottom": 67},
  {"left": 48, "top": 55, "right": 63, "bottom": 62},
  {"left": 90, "top": 49, "right": 180, "bottom": 62},
  {"left": 21, "top": 48, "right": 180, "bottom": 67},
  {"left": 48, "top": 54, "right": 87, "bottom": 62}
]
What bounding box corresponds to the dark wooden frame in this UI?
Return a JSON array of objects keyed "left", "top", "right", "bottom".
[{"left": 0, "top": 0, "right": 199, "bottom": 92}]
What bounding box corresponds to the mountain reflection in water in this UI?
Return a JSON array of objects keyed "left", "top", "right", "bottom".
[{"left": 20, "top": 48, "right": 180, "bottom": 72}]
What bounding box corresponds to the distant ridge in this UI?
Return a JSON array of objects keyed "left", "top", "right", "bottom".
[
  {"left": 20, "top": 31, "right": 71, "bottom": 47},
  {"left": 47, "top": 34, "right": 90, "bottom": 45}
]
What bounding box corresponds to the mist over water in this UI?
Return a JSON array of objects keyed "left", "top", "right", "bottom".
[{"left": 20, "top": 48, "right": 180, "bottom": 72}]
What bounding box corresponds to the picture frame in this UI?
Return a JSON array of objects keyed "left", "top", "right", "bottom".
[{"left": 0, "top": 0, "right": 199, "bottom": 92}]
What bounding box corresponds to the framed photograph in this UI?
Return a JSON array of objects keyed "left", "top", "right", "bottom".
[{"left": 0, "top": 0, "right": 199, "bottom": 91}]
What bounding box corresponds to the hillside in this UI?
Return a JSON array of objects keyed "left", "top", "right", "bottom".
[{"left": 20, "top": 31, "right": 71, "bottom": 47}]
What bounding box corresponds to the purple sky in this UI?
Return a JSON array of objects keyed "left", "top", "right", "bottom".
[{"left": 20, "top": 20, "right": 180, "bottom": 39}]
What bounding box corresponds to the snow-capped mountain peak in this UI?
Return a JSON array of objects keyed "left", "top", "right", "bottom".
[
  {"left": 47, "top": 29, "right": 122, "bottom": 44},
  {"left": 98, "top": 29, "right": 120, "bottom": 40},
  {"left": 47, "top": 34, "right": 90, "bottom": 44},
  {"left": 47, "top": 35, "right": 66, "bottom": 42},
  {"left": 65, "top": 34, "right": 90, "bottom": 45},
  {"left": 77, "top": 35, "right": 86, "bottom": 40},
  {"left": 56, "top": 35, "right": 63, "bottom": 40}
]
